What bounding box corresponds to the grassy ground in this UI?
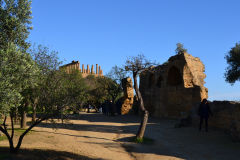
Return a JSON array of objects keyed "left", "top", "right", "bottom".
[{"left": 0, "top": 135, "right": 7, "bottom": 141}]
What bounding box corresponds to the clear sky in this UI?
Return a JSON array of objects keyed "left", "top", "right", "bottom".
[{"left": 29, "top": 0, "right": 240, "bottom": 101}]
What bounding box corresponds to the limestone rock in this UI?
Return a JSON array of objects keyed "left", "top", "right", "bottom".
[
  {"left": 121, "top": 77, "right": 134, "bottom": 115},
  {"left": 139, "top": 52, "right": 208, "bottom": 118}
]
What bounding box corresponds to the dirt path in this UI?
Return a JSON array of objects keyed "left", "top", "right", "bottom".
[{"left": 1, "top": 113, "right": 240, "bottom": 160}]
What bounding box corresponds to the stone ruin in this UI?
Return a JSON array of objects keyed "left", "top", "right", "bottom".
[
  {"left": 139, "top": 52, "right": 208, "bottom": 118},
  {"left": 121, "top": 77, "right": 134, "bottom": 115},
  {"left": 60, "top": 60, "right": 103, "bottom": 78}
]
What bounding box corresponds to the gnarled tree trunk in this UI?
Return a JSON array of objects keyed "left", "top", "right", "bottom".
[{"left": 133, "top": 73, "right": 149, "bottom": 139}]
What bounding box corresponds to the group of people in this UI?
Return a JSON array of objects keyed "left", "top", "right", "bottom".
[{"left": 100, "top": 100, "right": 122, "bottom": 116}]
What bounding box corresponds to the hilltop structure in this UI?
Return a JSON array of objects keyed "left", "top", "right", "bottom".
[
  {"left": 60, "top": 60, "right": 103, "bottom": 78},
  {"left": 139, "top": 52, "right": 208, "bottom": 118}
]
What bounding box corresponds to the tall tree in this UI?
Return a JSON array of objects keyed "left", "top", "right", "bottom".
[
  {"left": 225, "top": 42, "right": 240, "bottom": 84},
  {"left": 124, "top": 54, "right": 155, "bottom": 140},
  {"left": 0, "top": 0, "right": 32, "bottom": 50}
]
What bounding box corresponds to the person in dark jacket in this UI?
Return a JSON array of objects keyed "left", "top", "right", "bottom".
[{"left": 198, "top": 99, "right": 213, "bottom": 132}]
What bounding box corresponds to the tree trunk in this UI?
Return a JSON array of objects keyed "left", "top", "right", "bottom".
[
  {"left": 32, "top": 98, "right": 38, "bottom": 122},
  {"left": 20, "top": 110, "right": 27, "bottom": 129},
  {"left": 0, "top": 117, "right": 16, "bottom": 153},
  {"left": 133, "top": 73, "right": 149, "bottom": 139},
  {"left": 20, "top": 103, "right": 28, "bottom": 129},
  {"left": 32, "top": 105, "right": 36, "bottom": 122}
]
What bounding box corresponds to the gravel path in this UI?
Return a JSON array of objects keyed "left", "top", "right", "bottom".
[{"left": 0, "top": 112, "right": 240, "bottom": 160}]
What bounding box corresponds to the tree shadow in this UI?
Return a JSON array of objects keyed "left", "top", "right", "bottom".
[
  {"left": 0, "top": 147, "right": 103, "bottom": 160},
  {"left": 67, "top": 113, "right": 143, "bottom": 124},
  {"left": 36, "top": 122, "right": 137, "bottom": 134}
]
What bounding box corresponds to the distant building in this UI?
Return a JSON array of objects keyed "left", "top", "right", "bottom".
[{"left": 60, "top": 60, "right": 103, "bottom": 78}]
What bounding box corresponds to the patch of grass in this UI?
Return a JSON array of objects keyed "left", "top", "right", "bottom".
[
  {"left": 0, "top": 135, "right": 7, "bottom": 141},
  {"left": 131, "top": 137, "right": 154, "bottom": 144},
  {"left": 7, "top": 128, "right": 34, "bottom": 134}
]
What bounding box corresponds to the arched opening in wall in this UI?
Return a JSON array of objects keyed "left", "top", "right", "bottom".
[
  {"left": 167, "top": 66, "right": 182, "bottom": 86},
  {"left": 148, "top": 73, "right": 155, "bottom": 88},
  {"left": 156, "top": 75, "right": 163, "bottom": 88}
]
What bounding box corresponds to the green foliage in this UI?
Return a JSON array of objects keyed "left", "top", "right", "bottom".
[
  {"left": 0, "top": 43, "right": 39, "bottom": 115},
  {"left": 131, "top": 137, "right": 154, "bottom": 144},
  {"left": 134, "top": 137, "right": 143, "bottom": 143},
  {"left": 225, "top": 43, "right": 240, "bottom": 84},
  {"left": 30, "top": 44, "right": 62, "bottom": 75},
  {"left": 175, "top": 43, "right": 187, "bottom": 54},
  {"left": 0, "top": 135, "right": 7, "bottom": 141},
  {"left": 0, "top": 0, "right": 32, "bottom": 50},
  {"left": 106, "top": 65, "right": 127, "bottom": 85},
  {"left": 96, "top": 76, "right": 123, "bottom": 103}
]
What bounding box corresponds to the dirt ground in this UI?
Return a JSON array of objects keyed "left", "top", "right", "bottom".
[{"left": 0, "top": 112, "right": 240, "bottom": 160}]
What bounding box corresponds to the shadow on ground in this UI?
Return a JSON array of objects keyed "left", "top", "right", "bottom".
[
  {"left": 27, "top": 113, "right": 240, "bottom": 160},
  {"left": 0, "top": 147, "right": 102, "bottom": 160},
  {"left": 35, "top": 113, "right": 160, "bottom": 135},
  {"left": 67, "top": 113, "right": 143, "bottom": 123}
]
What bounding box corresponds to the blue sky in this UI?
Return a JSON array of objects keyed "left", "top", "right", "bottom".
[{"left": 29, "top": 0, "right": 240, "bottom": 101}]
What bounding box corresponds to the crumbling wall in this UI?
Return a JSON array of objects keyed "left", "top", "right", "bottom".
[
  {"left": 121, "top": 77, "right": 134, "bottom": 115},
  {"left": 139, "top": 52, "right": 208, "bottom": 118},
  {"left": 191, "top": 101, "right": 240, "bottom": 141}
]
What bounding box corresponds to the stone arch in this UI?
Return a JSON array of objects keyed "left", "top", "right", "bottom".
[
  {"left": 156, "top": 75, "right": 163, "bottom": 88},
  {"left": 167, "top": 66, "right": 182, "bottom": 86},
  {"left": 148, "top": 73, "right": 155, "bottom": 88}
]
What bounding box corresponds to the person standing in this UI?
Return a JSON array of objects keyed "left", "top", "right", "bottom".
[{"left": 198, "top": 99, "right": 213, "bottom": 132}]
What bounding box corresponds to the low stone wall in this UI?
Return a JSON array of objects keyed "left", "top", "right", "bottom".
[{"left": 191, "top": 101, "right": 240, "bottom": 141}]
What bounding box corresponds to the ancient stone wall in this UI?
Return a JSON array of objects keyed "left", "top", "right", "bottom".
[
  {"left": 121, "top": 77, "right": 134, "bottom": 115},
  {"left": 191, "top": 101, "right": 240, "bottom": 141},
  {"left": 60, "top": 60, "right": 103, "bottom": 78},
  {"left": 139, "top": 52, "right": 208, "bottom": 118}
]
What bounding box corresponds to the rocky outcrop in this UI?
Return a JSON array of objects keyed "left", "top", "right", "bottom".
[
  {"left": 121, "top": 77, "right": 134, "bottom": 115},
  {"left": 139, "top": 52, "right": 208, "bottom": 118}
]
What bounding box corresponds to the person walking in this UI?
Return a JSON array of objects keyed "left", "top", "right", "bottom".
[{"left": 198, "top": 99, "right": 213, "bottom": 132}]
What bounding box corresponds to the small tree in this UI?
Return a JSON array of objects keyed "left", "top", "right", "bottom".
[
  {"left": 29, "top": 44, "right": 62, "bottom": 122},
  {"left": 225, "top": 43, "right": 240, "bottom": 84},
  {"left": 175, "top": 43, "right": 187, "bottom": 54},
  {"left": 124, "top": 54, "right": 155, "bottom": 140}
]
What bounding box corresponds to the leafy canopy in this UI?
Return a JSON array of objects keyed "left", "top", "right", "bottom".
[
  {"left": 225, "top": 43, "right": 240, "bottom": 84},
  {"left": 0, "top": 0, "right": 32, "bottom": 50},
  {"left": 0, "top": 43, "right": 39, "bottom": 115}
]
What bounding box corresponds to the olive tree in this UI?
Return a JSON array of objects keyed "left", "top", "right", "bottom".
[
  {"left": 225, "top": 42, "right": 240, "bottom": 84},
  {"left": 0, "top": 0, "right": 32, "bottom": 51},
  {"left": 0, "top": 43, "right": 39, "bottom": 153}
]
